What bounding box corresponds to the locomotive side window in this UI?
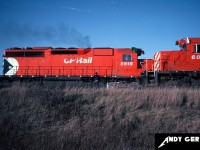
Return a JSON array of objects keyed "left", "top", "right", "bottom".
[
  {"left": 123, "top": 54, "right": 132, "bottom": 61},
  {"left": 51, "top": 50, "right": 77, "bottom": 54},
  {"left": 194, "top": 44, "right": 200, "bottom": 53},
  {"left": 182, "top": 43, "right": 187, "bottom": 50}
]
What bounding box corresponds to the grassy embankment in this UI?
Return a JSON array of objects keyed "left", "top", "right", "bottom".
[{"left": 0, "top": 82, "right": 200, "bottom": 150}]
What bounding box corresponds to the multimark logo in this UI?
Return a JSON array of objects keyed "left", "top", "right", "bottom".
[
  {"left": 155, "top": 133, "right": 200, "bottom": 150},
  {"left": 158, "top": 136, "right": 182, "bottom": 148}
]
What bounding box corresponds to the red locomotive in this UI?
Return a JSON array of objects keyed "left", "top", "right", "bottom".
[
  {"left": 3, "top": 46, "right": 152, "bottom": 82},
  {"left": 154, "top": 37, "right": 200, "bottom": 72},
  {"left": 2, "top": 37, "right": 200, "bottom": 85},
  {"left": 151, "top": 37, "right": 200, "bottom": 85}
]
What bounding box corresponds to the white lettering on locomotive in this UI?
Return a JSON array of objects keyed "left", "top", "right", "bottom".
[
  {"left": 64, "top": 57, "right": 93, "bottom": 64},
  {"left": 191, "top": 55, "right": 200, "bottom": 59},
  {"left": 120, "top": 62, "right": 133, "bottom": 66},
  {"left": 64, "top": 58, "right": 75, "bottom": 63}
]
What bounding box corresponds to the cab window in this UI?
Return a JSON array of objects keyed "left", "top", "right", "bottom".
[
  {"left": 194, "top": 44, "right": 200, "bottom": 53},
  {"left": 122, "top": 54, "right": 132, "bottom": 61},
  {"left": 181, "top": 43, "right": 187, "bottom": 50}
]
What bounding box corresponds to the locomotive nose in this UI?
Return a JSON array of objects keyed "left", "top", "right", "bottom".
[
  {"left": 3, "top": 58, "right": 19, "bottom": 76},
  {"left": 3, "top": 58, "right": 12, "bottom": 75}
]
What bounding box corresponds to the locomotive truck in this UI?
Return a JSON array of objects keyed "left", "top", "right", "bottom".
[{"left": 1, "top": 37, "right": 200, "bottom": 86}]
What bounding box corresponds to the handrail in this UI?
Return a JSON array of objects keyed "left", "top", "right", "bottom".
[{"left": 2, "top": 66, "right": 113, "bottom": 77}]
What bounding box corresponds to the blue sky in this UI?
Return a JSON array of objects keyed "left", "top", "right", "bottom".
[{"left": 0, "top": 0, "right": 200, "bottom": 72}]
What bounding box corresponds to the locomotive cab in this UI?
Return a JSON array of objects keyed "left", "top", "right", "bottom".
[{"left": 176, "top": 37, "right": 200, "bottom": 53}]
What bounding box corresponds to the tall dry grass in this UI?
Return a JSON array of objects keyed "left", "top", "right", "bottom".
[{"left": 0, "top": 81, "right": 200, "bottom": 150}]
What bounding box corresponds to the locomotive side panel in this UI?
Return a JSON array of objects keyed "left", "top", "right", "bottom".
[
  {"left": 49, "top": 48, "right": 94, "bottom": 76},
  {"left": 48, "top": 48, "right": 114, "bottom": 77},
  {"left": 4, "top": 49, "right": 47, "bottom": 76},
  {"left": 92, "top": 48, "right": 114, "bottom": 77}
]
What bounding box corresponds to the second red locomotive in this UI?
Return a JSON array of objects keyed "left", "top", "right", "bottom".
[{"left": 151, "top": 37, "right": 200, "bottom": 85}]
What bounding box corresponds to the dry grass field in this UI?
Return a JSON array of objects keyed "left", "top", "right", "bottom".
[{"left": 0, "top": 81, "right": 200, "bottom": 150}]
